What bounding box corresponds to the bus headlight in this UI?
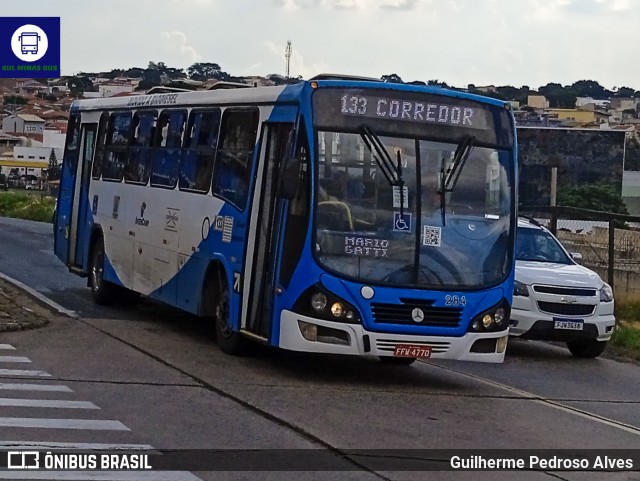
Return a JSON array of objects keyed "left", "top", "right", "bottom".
[
  {"left": 311, "top": 293, "right": 328, "bottom": 312},
  {"left": 293, "top": 284, "right": 361, "bottom": 324},
  {"left": 331, "top": 302, "right": 345, "bottom": 318},
  {"left": 469, "top": 299, "right": 511, "bottom": 332}
]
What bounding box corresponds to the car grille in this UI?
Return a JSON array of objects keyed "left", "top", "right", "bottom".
[
  {"left": 532, "top": 285, "right": 597, "bottom": 297},
  {"left": 371, "top": 299, "right": 463, "bottom": 327},
  {"left": 537, "top": 301, "right": 595, "bottom": 316}
]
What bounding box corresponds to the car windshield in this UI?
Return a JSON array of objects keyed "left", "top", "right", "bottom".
[
  {"left": 314, "top": 131, "right": 514, "bottom": 289},
  {"left": 515, "top": 226, "right": 572, "bottom": 264}
]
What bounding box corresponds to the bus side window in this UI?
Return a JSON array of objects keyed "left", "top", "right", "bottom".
[
  {"left": 211, "top": 109, "right": 259, "bottom": 210},
  {"left": 63, "top": 113, "right": 81, "bottom": 172},
  {"left": 150, "top": 110, "right": 186, "bottom": 188},
  {"left": 102, "top": 112, "right": 132, "bottom": 181},
  {"left": 124, "top": 111, "right": 157, "bottom": 185},
  {"left": 91, "top": 113, "right": 109, "bottom": 180},
  {"left": 179, "top": 109, "right": 220, "bottom": 193}
]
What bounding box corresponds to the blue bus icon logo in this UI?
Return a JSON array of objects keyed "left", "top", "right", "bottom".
[
  {"left": 11, "top": 24, "right": 49, "bottom": 62},
  {"left": 19, "top": 32, "right": 41, "bottom": 54}
]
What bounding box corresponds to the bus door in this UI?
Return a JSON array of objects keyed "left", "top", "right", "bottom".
[
  {"left": 243, "top": 122, "right": 295, "bottom": 338},
  {"left": 70, "top": 124, "right": 97, "bottom": 268},
  {"left": 54, "top": 113, "right": 82, "bottom": 267}
]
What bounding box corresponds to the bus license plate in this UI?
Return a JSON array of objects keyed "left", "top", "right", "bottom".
[
  {"left": 553, "top": 318, "right": 584, "bottom": 331},
  {"left": 394, "top": 344, "right": 432, "bottom": 358}
]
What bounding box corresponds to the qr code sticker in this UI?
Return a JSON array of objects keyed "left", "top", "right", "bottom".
[{"left": 423, "top": 225, "right": 441, "bottom": 247}]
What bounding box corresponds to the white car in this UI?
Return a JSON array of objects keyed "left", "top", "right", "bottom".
[{"left": 510, "top": 218, "right": 615, "bottom": 358}]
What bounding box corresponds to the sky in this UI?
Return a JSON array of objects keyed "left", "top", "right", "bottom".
[{"left": 5, "top": 0, "right": 640, "bottom": 91}]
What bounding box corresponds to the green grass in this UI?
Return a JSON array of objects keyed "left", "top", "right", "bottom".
[
  {"left": 609, "top": 321, "right": 640, "bottom": 361},
  {"left": 609, "top": 296, "right": 640, "bottom": 360},
  {"left": 0, "top": 192, "right": 56, "bottom": 223}
]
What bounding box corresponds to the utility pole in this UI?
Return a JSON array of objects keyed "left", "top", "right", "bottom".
[{"left": 285, "top": 40, "right": 292, "bottom": 79}]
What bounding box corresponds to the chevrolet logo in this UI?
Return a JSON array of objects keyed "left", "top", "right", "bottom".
[{"left": 560, "top": 296, "right": 578, "bottom": 304}]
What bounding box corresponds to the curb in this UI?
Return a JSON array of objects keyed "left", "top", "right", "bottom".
[{"left": 0, "top": 272, "right": 78, "bottom": 319}]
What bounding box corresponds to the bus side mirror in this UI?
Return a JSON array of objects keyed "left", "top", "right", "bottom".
[{"left": 277, "top": 158, "right": 300, "bottom": 199}]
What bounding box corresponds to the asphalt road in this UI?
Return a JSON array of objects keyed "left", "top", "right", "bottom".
[{"left": 1, "top": 216, "right": 639, "bottom": 481}]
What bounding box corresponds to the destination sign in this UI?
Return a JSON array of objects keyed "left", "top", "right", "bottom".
[
  {"left": 338, "top": 94, "right": 487, "bottom": 130},
  {"left": 312, "top": 88, "right": 508, "bottom": 142}
]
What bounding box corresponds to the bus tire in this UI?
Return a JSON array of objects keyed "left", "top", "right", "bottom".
[
  {"left": 214, "top": 277, "right": 245, "bottom": 355},
  {"left": 90, "top": 237, "right": 117, "bottom": 305},
  {"left": 379, "top": 356, "right": 417, "bottom": 366}
]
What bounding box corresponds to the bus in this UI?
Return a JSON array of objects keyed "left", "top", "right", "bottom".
[{"left": 54, "top": 75, "right": 517, "bottom": 364}]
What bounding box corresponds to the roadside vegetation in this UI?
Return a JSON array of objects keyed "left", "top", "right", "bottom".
[
  {"left": 610, "top": 296, "right": 640, "bottom": 361},
  {"left": 0, "top": 191, "right": 56, "bottom": 223}
]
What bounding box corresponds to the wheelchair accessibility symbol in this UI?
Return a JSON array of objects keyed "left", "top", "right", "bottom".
[{"left": 393, "top": 212, "right": 412, "bottom": 233}]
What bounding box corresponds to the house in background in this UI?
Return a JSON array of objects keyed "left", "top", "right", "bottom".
[{"left": 2, "top": 114, "right": 45, "bottom": 135}]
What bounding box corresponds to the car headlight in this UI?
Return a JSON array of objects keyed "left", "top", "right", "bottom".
[
  {"left": 514, "top": 280, "right": 529, "bottom": 297},
  {"left": 600, "top": 283, "right": 614, "bottom": 303}
]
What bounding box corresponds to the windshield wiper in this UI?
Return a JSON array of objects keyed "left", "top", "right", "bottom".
[
  {"left": 438, "top": 135, "right": 475, "bottom": 226},
  {"left": 360, "top": 126, "right": 406, "bottom": 213}
]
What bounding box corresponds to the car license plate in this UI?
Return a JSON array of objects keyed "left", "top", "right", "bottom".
[
  {"left": 553, "top": 318, "right": 584, "bottom": 330},
  {"left": 394, "top": 344, "right": 432, "bottom": 358}
]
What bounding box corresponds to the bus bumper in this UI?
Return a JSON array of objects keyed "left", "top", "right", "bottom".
[{"left": 278, "top": 310, "right": 507, "bottom": 363}]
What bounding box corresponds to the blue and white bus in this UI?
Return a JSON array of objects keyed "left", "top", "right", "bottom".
[{"left": 55, "top": 75, "right": 517, "bottom": 364}]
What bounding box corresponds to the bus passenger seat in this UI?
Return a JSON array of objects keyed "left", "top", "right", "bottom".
[{"left": 317, "top": 201, "right": 354, "bottom": 231}]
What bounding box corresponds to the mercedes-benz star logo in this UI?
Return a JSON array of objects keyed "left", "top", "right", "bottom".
[{"left": 411, "top": 308, "right": 425, "bottom": 323}]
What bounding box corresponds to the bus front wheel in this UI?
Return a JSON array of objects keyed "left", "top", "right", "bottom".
[
  {"left": 90, "top": 237, "right": 117, "bottom": 305},
  {"left": 214, "top": 279, "right": 245, "bottom": 355}
]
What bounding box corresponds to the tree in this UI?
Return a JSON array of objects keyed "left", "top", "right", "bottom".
[
  {"left": 67, "top": 75, "right": 94, "bottom": 95},
  {"left": 46, "top": 149, "right": 60, "bottom": 181},
  {"left": 188, "top": 62, "right": 222, "bottom": 81},
  {"left": 3, "top": 95, "right": 28, "bottom": 105},
  {"left": 615, "top": 86, "right": 635, "bottom": 98},
  {"left": 381, "top": 73, "right": 403, "bottom": 84},
  {"left": 558, "top": 183, "right": 629, "bottom": 215}
]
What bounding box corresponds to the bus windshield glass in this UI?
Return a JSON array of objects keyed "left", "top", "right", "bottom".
[{"left": 313, "top": 88, "right": 515, "bottom": 289}]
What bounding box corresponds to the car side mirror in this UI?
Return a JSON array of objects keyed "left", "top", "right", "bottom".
[
  {"left": 277, "top": 157, "right": 300, "bottom": 200},
  {"left": 570, "top": 252, "right": 582, "bottom": 262}
]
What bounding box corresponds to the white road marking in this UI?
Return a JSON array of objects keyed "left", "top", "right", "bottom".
[
  {"left": 0, "top": 398, "right": 99, "bottom": 409},
  {"left": 0, "top": 383, "right": 72, "bottom": 392},
  {"left": 422, "top": 361, "right": 640, "bottom": 437},
  {"left": 0, "top": 369, "right": 51, "bottom": 377},
  {"left": 0, "top": 344, "right": 16, "bottom": 350},
  {"left": 0, "top": 417, "right": 130, "bottom": 431},
  {"left": 0, "top": 356, "right": 31, "bottom": 363}
]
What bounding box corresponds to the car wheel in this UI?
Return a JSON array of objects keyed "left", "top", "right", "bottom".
[
  {"left": 90, "top": 237, "right": 117, "bottom": 305},
  {"left": 566, "top": 339, "right": 607, "bottom": 358},
  {"left": 379, "top": 357, "right": 417, "bottom": 366}
]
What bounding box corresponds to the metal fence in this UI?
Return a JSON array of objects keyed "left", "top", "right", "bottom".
[{"left": 519, "top": 205, "right": 640, "bottom": 299}]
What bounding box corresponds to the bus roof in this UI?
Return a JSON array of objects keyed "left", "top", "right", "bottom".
[{"left": 70, "top": 78, "right": 511, "bottom": 112}]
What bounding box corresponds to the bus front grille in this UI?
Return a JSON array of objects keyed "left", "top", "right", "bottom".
[{"left": 371, "top": 301, "right": 463, "bottom": 327}]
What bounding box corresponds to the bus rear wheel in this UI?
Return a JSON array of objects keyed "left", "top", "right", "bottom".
[
  {"left": 214, "top": 279, "right": 245, "bottom": 355},
  {"left": 379, "top": 356, "right": 417, "bottom": 366},
  {"left": 90, "top": 237, "right": 117, "bottom": 305}
]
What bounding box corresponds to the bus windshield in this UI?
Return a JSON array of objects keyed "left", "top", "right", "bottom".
[{"left": 314, "top": 131, "right": 514, "bottom": 290}]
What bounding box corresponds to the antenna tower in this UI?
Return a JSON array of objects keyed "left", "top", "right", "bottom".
[{"left": 285, "top": 40, "right": 292, "bottom": 79}]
